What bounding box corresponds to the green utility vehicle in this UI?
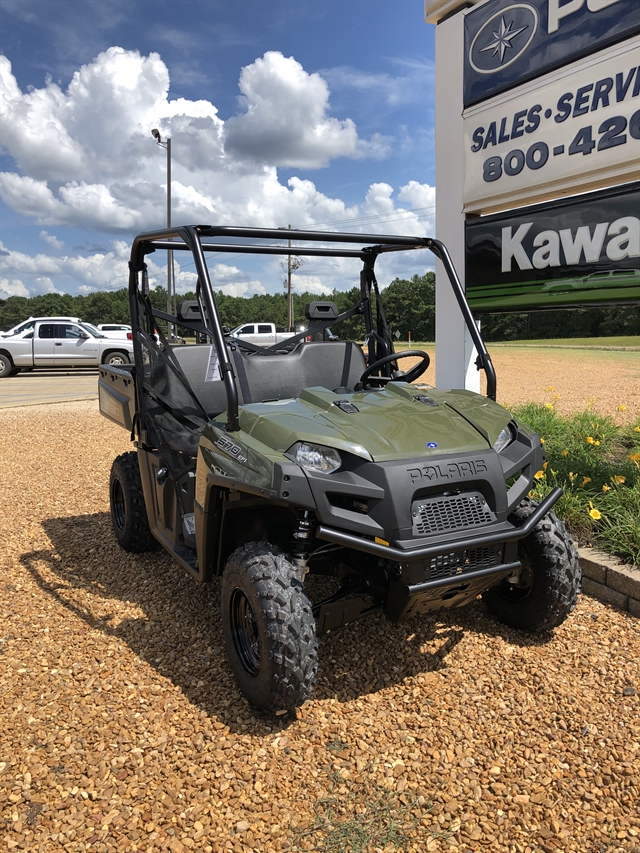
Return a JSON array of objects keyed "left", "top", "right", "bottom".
[{"left": 99, "top": 226, "right": 580, "bottom": 714}]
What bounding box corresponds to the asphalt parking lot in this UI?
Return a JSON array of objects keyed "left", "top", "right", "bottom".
[{"left": 0, "top": 368, "right": 99, "bottom": 408}]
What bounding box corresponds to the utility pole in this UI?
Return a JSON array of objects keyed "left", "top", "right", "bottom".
[{"left": 282, "top": 225, "right": 303, "bottom": 332}]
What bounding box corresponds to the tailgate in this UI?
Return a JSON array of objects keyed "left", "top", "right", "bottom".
[{"left": 98, "top": 365, "right": 136, "bottom": 430}]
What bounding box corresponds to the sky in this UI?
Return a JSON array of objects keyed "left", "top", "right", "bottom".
[{"left": 0, "top": 0, "right": 436, "bottom": 300}]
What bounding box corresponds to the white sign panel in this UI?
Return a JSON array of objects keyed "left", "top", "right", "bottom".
[{"left": 463, "top": 36, "right": 640, "bottom": 214}]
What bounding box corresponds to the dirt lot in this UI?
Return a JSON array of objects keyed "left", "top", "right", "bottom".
[
  {"left": 418, "top": 346, "right": 639, "bottom": 425},
  {"left": 1, "top": 349, "right": 639, "bottom": 853}
]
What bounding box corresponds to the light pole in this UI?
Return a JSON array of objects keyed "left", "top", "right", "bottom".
[{"left": 151, "top": 128, "right": 174, "bottom": 336}]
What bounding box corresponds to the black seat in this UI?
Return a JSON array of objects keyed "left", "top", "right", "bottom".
[{"left": 172, "top": 341, "right": 366, "bottom": 418}]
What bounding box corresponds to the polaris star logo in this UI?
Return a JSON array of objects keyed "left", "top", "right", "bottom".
[{"left": 469, "top": 4, "right": 539, "bottom": 75}]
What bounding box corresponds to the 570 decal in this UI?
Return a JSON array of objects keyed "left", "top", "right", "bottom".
[{"left": 483, "top": 110, "right": 640, "bottom": 183}]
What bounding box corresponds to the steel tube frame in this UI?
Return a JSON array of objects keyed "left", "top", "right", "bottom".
[{"left": 129, "top": 225, "right": 497, "bottom": 432}]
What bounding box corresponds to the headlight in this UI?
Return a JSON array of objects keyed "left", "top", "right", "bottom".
[
  {"left": 285, "top": 441, "right": 342, "bottom": 473},
  {"left": 493, "top": 424, "right": 514, "bottom": 453}
]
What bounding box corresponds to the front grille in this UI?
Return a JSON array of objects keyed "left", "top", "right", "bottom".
[
  {"left": 412, "top": 492, "right": 494, "bottom": 535},
  {"left": 429, "top": 546, "right": 502, "bottom": 580}
]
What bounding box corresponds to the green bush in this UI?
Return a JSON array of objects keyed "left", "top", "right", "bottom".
[{"left": 511, "top": 403, "right": 640, "bottom": 566}]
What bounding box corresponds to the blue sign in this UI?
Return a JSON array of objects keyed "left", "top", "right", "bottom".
[{"left": 464, "top": 0, "right": 640, "bottom": 107}]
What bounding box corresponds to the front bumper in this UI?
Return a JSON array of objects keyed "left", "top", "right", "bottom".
[
  {"left": 316, "top": 487, "right": 561, "bottom": 622},
  {"left": 315, "top": 487, "right": 561, "bottom": 562}
]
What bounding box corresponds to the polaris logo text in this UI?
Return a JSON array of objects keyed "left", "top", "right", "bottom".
[{"left": 408, "top": 460, "right": 488, "bottom": 483}]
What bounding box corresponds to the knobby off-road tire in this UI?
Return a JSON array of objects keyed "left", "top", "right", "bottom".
[
  {"left": 109, "top": 452, "right": 157, "bottom": 553},
  {"left": 221, "top": 542, "right": 318, "bottom": 714},
  {"left": 483, "top": 498, "right": 581, "bottom": 632}
]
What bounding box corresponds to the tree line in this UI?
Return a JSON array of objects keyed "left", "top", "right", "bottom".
[{"left": 0, "top": 273, "right": 636, "bottom": 341}]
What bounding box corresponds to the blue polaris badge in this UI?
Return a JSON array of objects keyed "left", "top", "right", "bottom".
[{"left": 427, "top": 442, "right": 438, "bottom": 448}]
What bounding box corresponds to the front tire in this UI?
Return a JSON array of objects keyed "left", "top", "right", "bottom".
[
  {"left": 221, "top": 542, "right": 318, "bottom": 714},
  {"left": 0, "top": 353, "right": 14, "bottom": 378},
  {"left": 483, "top": 498, "right": 581, "bottom": 632},
  {"left": 109, "top": 452, "right": 157, "bottom": 553}
]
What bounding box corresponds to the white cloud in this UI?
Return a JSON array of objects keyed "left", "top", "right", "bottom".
[
  {"left": 39, "top": 230, "right": 64, "bottom": 250},
  {"left": 291, "top": 275, "right": 333, "bottom": 295},
  {"left": 0, "top": 240, "right": 130, "bottom": 295},
  {"left": 224, "top": 51, "right": 363, "bottom": 168},
  {"left": 0, "top": 277, "right": 30, "bottom": 299},
  {"left": 0, "top": 48, "right": 383, "bottom": 233},
  {"left": 321, "top": 57, "right": 434, "bottom": 112},
  {"left": 0, "top": 47, "right": 437, "bottom": 296}
]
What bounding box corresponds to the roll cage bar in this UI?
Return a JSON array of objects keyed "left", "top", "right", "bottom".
[{"left": 128, "top": 225, "right": 496, "bottom": 432}]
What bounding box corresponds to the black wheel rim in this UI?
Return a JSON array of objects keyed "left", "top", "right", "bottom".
[
  {"left": 229, "top": 588, "right": 261, "bottom": 676},
  {"left": 111, "top": 477, "right": 126, "bottom": 530}
]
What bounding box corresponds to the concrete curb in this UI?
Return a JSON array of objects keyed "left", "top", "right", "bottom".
[{"left": 579, "top": 547, "right": 640, "bottom": 617}]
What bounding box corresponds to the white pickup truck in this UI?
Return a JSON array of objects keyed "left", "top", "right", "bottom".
[
  {"left": 229, "top": 322, "right": 297, "bottom": 347},
  {"left": 0, "top": 319, "right": 134, "bottom": 378}
]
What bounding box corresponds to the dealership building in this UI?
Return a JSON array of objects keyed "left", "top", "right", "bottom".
[{"left": 426, "top": 0, "right": 639, "bottom": 391}]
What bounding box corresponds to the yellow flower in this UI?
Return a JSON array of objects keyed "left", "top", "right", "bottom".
[
  {"left": 582, "top": 476, "right": 591, "bottom": 486},
  {"left": 629, "top": 452, "right": 640, "bottom": 462},
  {"left": 545, "top": 403, "right": 554, "bottom": 410},
  {"left": 546, "top": 386, "right": 554, "bottom": 392},
  {"left": 543, "top": 461, "right": 548, "bottom": 470},
  {"left": 540, "top": 437, "right": 545, "bottom": 444},
  {"left": 610, "top": 475, "right": 626, "bottom": 485},
  {"left": 634, "top": 426, "right": 640, "bottom": 433},
  {"left": 586, "top": 436, "right": 595, "bottom": 444},
  {"left": 602, "top": 484, "right": 611, "bottom": 492},
  {"left": 594, "top": 440, "right": 600, "bottom": 445},
  {"left": 554, "top": 395, "right": 559, "bottom": 400},
  {"left": 568, "top": 471, "right": 576, "bottom": 482},
  {"left": 588, "top": 500, "right": 602, "bottom": 520},
  {"left": 618, "top": 405, "right": 627, "bottom": 411},
  {"left": 561, "top": 449, "right": 569, "bottom": 457},
  {"left": 534, "top": 470, "right": 545, "bottom": 480}
]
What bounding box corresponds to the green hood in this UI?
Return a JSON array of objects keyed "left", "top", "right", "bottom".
[{"left": 234, "top": 383, "right": 511, "bottom": 463}]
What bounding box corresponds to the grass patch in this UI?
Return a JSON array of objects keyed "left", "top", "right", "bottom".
[
  {"left": 292, "top": 765, "right": 450, "bottom": 852},
  {"left": 511, "top": 403, "right": 640, "bottom": 565},
  {"left": 490, "top": 336, "right": 640, "bottom": 349}
]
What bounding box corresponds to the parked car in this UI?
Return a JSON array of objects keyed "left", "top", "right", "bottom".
[
  {"left": 229, "top": 322, "right": 296, "bottom": 347},
  {"left": 97, "top": 323, "right": 132, "bottom": 334},
  {"left": 0, "top": 320, "right": 134, "bottom": 377},
  {"left": 94, "top": 323, "right": 133, "bottom": 340},
  {"left": 0, "top": 316, "right": 80, "bottom": 338}
]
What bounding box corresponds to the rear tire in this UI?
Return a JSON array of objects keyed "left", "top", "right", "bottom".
[
  {"left": 109, "top": 452, "right": 157, "bottom": 553},
  {"left": 221, "top": 542, "right": 318, "bottom": 714},
  {"left": 104, "top": 351, "right": 130, "bottom": 366},
  {"left": 483, "top": 498, "right": 581, "bottom": 632}
]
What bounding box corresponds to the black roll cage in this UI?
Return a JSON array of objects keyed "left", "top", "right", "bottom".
[{"left": 128, "top": 225, "right": 496, "bottom": 432}]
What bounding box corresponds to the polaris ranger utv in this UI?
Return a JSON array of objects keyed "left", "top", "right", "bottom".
[{"left": 99, "top": 225, "right": 580, "bottom": 714}]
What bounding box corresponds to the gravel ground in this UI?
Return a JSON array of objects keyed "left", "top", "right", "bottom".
[{"left": 1, "top": 396, "right": 639, "bottom": 853}]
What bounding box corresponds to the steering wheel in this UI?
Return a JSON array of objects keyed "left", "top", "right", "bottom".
[{"left": 359, "top": 350, "right": 431, "bottom": 389}]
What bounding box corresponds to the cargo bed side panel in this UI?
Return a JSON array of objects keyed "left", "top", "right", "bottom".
[{"left": 98, "top": 365, "right": 136, "bottom": 430}]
